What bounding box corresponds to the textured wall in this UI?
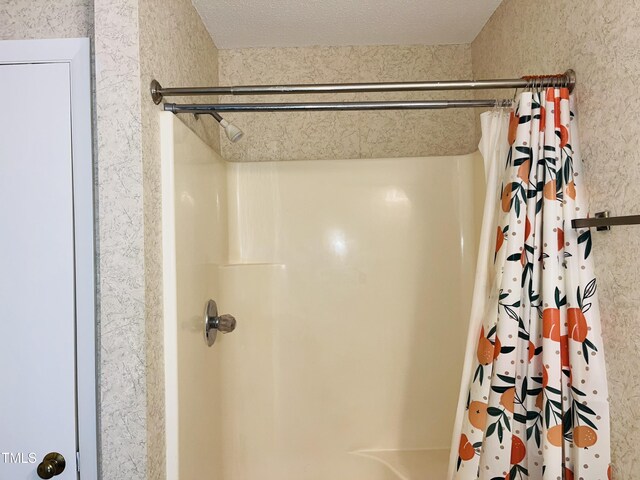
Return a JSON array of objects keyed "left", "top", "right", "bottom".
[
  {"left": 472, "top": 0, "right": 640, "bottom": 476},
  {"left": 0, "top": 0, "right": 92, "bottom": 39},
  {"left": 218, "top": 45, "right": 476, "bottom": 161},
  {"left": 138, "top": 1, "right": 219, "bottom": 479},
  {"left": 94, "top": 0, "right": 147, "bottom": 479}
]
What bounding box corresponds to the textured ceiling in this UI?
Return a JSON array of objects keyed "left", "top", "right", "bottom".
[{"left": 191, "top": 0, "right": 503, "bottom": 49}]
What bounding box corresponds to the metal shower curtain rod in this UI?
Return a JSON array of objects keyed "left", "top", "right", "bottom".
[
  {"left": 150, "top": 70, "right": 576, "bottom": 108},
  {"left": 164, "top": 99, "right": 511, "bottom": 113},
  {"left": 152, "top": 70, "right": 575, "bottom": 113}
]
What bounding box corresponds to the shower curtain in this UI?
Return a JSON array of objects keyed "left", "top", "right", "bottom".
[{"left": 449, "top": 88, "right": 611, "bottom": 480}]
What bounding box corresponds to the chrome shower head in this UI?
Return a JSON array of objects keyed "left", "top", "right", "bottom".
[
  {"left": 210, "top": 111, "right": 244, "bottom": 143},
  {"left": 219, "top": 118, "right": 244, "bottom": 143}
]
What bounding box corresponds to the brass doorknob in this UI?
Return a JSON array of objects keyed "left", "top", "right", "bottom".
[{"left": 37, "top": 452, "right": 66, "bottom": 479}]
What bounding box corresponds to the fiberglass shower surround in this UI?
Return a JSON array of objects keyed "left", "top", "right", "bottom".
[
  {"left": 151, "top": 71, "right": 624, "bottom": 479},
  {"left": 160, "top": 113, "right": 484, "bottom": 479}
]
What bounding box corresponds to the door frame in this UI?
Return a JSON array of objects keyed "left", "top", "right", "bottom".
[{"left": 0, "top": 38, "right": 97, "bottom": 479}]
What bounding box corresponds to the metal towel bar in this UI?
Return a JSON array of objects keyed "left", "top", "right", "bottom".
[{"left": 572, "top": 211, "right": 640, "bottom": 231}]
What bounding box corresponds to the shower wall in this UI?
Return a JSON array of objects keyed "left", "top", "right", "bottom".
[
  {"left": 160, "top": 113, "right": 228, "bottom": 480},
  {"left": 162, "top": 112, "right": 486, "bottom": 480},
  {"left": 217, "top": 45, "right": 477, "bottom": 162},
  {"left": 471, "top": 1, "right": 640, "bottom": 476}
]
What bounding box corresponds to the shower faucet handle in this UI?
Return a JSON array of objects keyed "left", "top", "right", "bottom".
[
  {"left": 204, "top": 299, "right": 237, "bottom": 346},
  {"left": 216, "top": 314, "right": 237, "bottom": 333}
]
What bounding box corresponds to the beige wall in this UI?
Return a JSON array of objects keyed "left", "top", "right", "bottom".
[
  {"left": 94, "top": 0, "right": 147, "bottom": 479},
  {"left": 472, "top": 0, "right": 640, "bottom": 476},
  {"left": 138, "top": 1, "right": 219, "bottom": 479},
  {"left": 0, "top": 0, "right": 93, "bottom": 39},
  {"left": 218, "top": 45, "right": 476, "bottom": 161}
]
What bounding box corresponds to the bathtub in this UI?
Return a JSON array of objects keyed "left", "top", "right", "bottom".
[{"left": 161, "top": 113, "right": 484, "bottom": 479}]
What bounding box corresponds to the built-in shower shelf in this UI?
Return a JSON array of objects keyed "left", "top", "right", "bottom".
[
  {"left": 351, "top": 448, "right": 449, "bottom": 480},
  {"left": 220, "top": 263, "right": 286, "bottom": 268}
]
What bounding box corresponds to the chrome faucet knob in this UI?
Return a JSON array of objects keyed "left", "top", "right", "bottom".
[
  {"left": 216, "top": 314, "right": 236, "bottom": 333},
  {"left": 204, "top": 299, "right": 237, "bottom": 346}
]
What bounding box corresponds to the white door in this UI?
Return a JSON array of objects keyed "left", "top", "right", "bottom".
[{"left": 0, "top": 62, "right": 79, "bottom": 478}]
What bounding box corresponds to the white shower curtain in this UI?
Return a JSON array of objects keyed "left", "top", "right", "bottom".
[
  {"left": 447, "top": 108, "right": 510, "bottom": 480},
  {"left": 449, "top": 89, "right": 612, "bottom": 480}
]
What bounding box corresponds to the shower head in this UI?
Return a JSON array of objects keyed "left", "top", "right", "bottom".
[
  {"left": 210, "top": 111, "right": 244, "bottom": 143},
  {"left": 219, "top": 118, "right": 244, "bottom": 143}
]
